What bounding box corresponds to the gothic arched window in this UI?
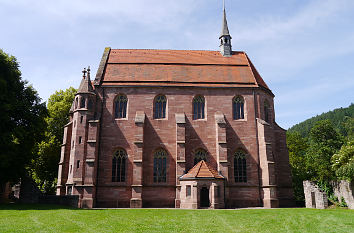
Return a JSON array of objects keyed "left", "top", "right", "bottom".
[
  {"left": 234, "top": 150, "right": 247, "bottom": 183},
  {"left": 193, "top": 95, "right": 205, "bottom": 120},
  {"left": 114, "top": 94, "right": 128, "bottom": 119},
  {"left": 264, "top": 100, "right": 270, "bottom": 123},
  {"left": 153, "top": 149, "right": 167, "bottom": 183},
  {"left": 80, "top": 97, "right": 86, "bottom": 108},
  {"left": 194, "top": 149, "right": 207, "bottom": 165},
  {"left": 233, "top": 96, "right": 244, "bottom": 120},
  {"left": 112, "top": 149, "right": 127, "bottom": 182},
  {"left": 154, "top": 95, "right": 167, "bottom": 119}
]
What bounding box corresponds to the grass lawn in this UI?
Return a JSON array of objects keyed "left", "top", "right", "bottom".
[{"left": 0, "top": 204, "right": 353, "bottom": 233}]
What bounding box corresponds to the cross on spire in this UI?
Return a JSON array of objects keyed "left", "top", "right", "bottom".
[
  {"left": 82, "top": 67, "right": 87, "bottom": 79},
  {"left": 77, "top": 66, "right": 94, "bottom": 94},
  {"left": 87, "top": 66, "right": 91, "bottom": 80}
]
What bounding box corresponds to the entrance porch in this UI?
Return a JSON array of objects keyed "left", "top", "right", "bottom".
[{"left": 179, "top": 160, "right": 225, "bottom": 209}]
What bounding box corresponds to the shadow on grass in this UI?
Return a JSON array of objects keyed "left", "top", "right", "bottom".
[{"left": 0, "top": 203, "right": 78, "bottom": 210}]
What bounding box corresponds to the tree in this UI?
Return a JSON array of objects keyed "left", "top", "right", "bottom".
[
  {"left": 287, "top": 108, "right": 354, "bottom": 205},
  {"left": 46, "top": 87, "right": 77, "bottom": 141},
  {"left": 305, "top": 120, "right": 343, "bottom": 182},
  {"left": 0, "top": 49, "right": 47, "bottom": 185},
  {"left": 342, "top": 117, "right": 354, "bottom": 140},
  {"left": 31, "top": 87, "right": 76, "bottom": 193},
  {"left": 286, "top": 131, "right": 310, "bottom": 202},
  {"left": 288, "top": 103, "right": 354, "bottom": 138},
  {"left": 332, "top": 139, "right": 354, "bottom": 181}
]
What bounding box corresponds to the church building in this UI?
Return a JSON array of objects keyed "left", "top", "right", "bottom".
[{"left": 56, "top": 5, "right": 294, "bottom": 209}]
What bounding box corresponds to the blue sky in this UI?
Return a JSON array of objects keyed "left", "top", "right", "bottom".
[{"left": 1, "top": 0, "right": 353, "bottom": 129}]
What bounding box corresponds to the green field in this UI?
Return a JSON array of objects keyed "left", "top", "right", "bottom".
[{"left": 0, "top": 204, "right": 353, "bottom": 233}]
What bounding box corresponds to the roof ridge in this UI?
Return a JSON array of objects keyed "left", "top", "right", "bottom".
[
  {"left": 242, "top": 52, "right": 258, "bottom": 88},
  {"left": 189, "top": 160, "right": 202, "bottom": 171},
  {"left": 196, "top": 160, "right": 204, "bottom": 176},
  {"left": 111, "top": 48, "right": 246, "bottom": 53},
  {"left": 244, "top": 53, "right": 271, "bottom": 91},
  {"left": 205, "top": 161, "right": 216, "bottom": 177}
]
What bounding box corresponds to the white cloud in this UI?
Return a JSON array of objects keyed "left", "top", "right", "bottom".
[
  {"left": 1, "top": 0, "right": 201, "bottom": 30},
  {"left": 235, "top": 0, "right": 354, "bottom": 43},
  {"left": 226, "top": 0, "right": 354, "bottom": 84}
]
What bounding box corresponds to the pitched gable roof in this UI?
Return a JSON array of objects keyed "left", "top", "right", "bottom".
[
  {"left": 95, "top": 48, "right": 271, "bottom": 92},
  {"left": 180, "top": 160, "right": 224, "bottom": 180}
]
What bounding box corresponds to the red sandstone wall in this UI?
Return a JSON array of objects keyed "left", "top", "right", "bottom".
[
  {"left": 94, "top": 86, "right": 279, "bottom": 208},
  {"left": 274, "top": 123, "right": 295, "bottom": 207}
]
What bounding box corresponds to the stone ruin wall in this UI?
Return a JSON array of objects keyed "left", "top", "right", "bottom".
[
  {"left": 332, "top": 180, "right": 354, "bottom": 209},
  {"left": 303, "top": 180, "right": 328, "bottom": 209}
]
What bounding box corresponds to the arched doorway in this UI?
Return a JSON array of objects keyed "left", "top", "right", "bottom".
[{"left": 200, "top": 187, "right": 210, "bottom": 208}]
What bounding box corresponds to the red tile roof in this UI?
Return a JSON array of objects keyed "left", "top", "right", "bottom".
[
  {"left": 98, "top": 49, "right": 270, "bottom": 90},
  {"left": 108, "top": 49, "right": 248, "bottom": 65},
  {"left": 180, "top": 160, "right": 224, "bottom": 180}
]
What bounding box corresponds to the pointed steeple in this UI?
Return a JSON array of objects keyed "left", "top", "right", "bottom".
[
  {"left": 219, "top": 0, "right": 232, "bottom": 57},
  {"left": 220, "top": 1, "right": 230, "bottom": 37},
  {"left": 77, "top": 66, "right": 95, "bottom": 94}
]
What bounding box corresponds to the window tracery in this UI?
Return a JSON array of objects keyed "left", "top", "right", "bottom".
[
  {"left": 193, "top": 95, "right": 205, "bottom": 120},
  {"left": 154, "top": 95, "right": 167, "bottom": 119},
  {"left": 233, "top": 96, "right": 244, "bottom": 120},
  {"left": 194, "top": 149, "right": 207, "bottom": 165},
  {"left": 112, "top": 149, "right": 127, "bottom": 182},
  {"left": 115, "top": 94, "right": 128, "bottom": 119},
  {"left": 153, "top": 149, "right": 167, "bottom": 183},
  {"left": 234, "top": 150, "right": 247, "bottom": 182}
]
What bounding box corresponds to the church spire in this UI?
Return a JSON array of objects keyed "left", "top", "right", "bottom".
[{"left": 219, "top": 0, "right": 232, "bottom": 57}]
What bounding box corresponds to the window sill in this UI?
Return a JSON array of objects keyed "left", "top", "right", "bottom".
[
  {"left": 105, "top": 182, "right": 128, "bottom": 186},
  {"left": 153, "top": 118, "right": 168, "bottom": 121},
  {"left": 231, "top": 182, "right": 250, "bottom": 186},
  {"left": 115, "top": 118, "right": 128, "bottom": 121},
  {"left": 233, "top": 118, "right": 247, "bottom": 122},
  {"left": 192, "top": 118, "right": 207, "bottom": 121},
  {"left": 147, "top": 183, "right": 174, "bottom": 187}
]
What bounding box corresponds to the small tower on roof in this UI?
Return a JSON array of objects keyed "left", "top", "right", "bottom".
[
  {"left": 77, "top": 67, "right": 95, "bottom": 94},
  {"left": 75, "top": 66, "right": 95, "bottom": 112},
  {"left": 219, "top": 0, "right": 232, "bottom": 57}
]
